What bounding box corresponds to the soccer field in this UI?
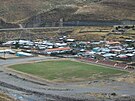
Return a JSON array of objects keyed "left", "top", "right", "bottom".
[{"left": 10, "top": 60, "right": 127, "bottom": 82}]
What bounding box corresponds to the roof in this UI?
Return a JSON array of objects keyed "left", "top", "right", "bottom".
[
  {"left": 45, "top": 47, "right": 71, "bottom": 52},
  {"left": 66, "top": 39, "right": 75, "bottom": 42},
  {"left": 126, "top": 53, "right": 134, "bottom": 57},
  {"left": 17, "top": 52, "right": 33, "bottom": 56},
  {"left": 117, "top": 54, "right": 127, "bottom": 58},
  {"left": 106, "top": 41, "right": 120, "bottom": 45},
  {"left": 103, "top": 53, "right": 117, "bottom": 57},
  {"left": 0, "top": 49, "right": 15, "bottom": 53}
]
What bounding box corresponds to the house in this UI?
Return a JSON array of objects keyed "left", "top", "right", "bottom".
[
  {"left": 106, "top": 41, "right": 120, "bottom": 45},
  {"left": 55, "top": 43, "right": 67, "bottom": 47},
  {"left": 0, "top": 49, "right": 15, "bottom": 54},
  {"left": 44, "top": 47, "right": 72, "bottom": 55},
  {"left": 16, "top": 52, "right": 33, "bottom": 57},
  {"left": 66, "top": 39, "right": 75, "bottom": 42},
  {"left": 2, "top": 41, "right": 15, "bottom": 46}
]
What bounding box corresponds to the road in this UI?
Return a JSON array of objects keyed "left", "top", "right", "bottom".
[
  {"left": 0, "top": 57, "right": 135, "bottom": 101},
  {"left": 0, "top": 27, "right": 74, "bottom": 31}
]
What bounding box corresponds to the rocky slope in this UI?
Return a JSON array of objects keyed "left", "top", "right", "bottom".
[
  {"left": 23, "top": 0, "right": 135, "bottom": 27},
  {"left": 0, "top": 0, "right": 100, "bottom": 22},
  {"left": 0, "top": 18, "right": 19, "bottom": 29},
  {"left": 0, "top": 0, "right": 135, "bottom": 27}
]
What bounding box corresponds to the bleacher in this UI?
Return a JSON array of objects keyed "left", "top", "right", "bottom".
[
  {"left": 115, "top": 63, "right": 128, "bottom": 69},
  {"left": 77, "top": 57, "right": 131, "bottom": 71},
  {"left": 98, "top": 60, "right": 116, "bottom": 66}
]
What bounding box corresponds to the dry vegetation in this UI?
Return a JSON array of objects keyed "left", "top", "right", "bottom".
[
  {"left": 106, "top": 35, "right": 132, "bottom": 41},
  {"left": 0, "top": 18, "right": 19, "bottom": 29},
  {"left": 115, "top": 73, "right": 135, "bottom": 84},
  {"left": 0, "top": 0, "right": 99, "bottom": 22},
  {"left": 0, "top": 0, "right": 135, "bottom": 23},
  {"left": 69, "top": 26, "right": 110, "bottom": 41},
  {"left": 0, "top": 93, "right": 16, "bottom": 101},
  {"left": 72, "top": 0, "right": 135, "bottom": 21},
  {"left": 0, "top": 26, "right": 135, "bottom": 41}
]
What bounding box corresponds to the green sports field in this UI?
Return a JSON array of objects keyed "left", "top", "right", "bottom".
[{"left": 10, "top": 60, "right": 127, "bottom": 82}]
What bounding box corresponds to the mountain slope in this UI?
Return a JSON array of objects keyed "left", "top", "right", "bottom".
[
  {"left": 23, "top": 0, "right": 135, "bottom": 27},
  {"left": 0, "top": 0, "right": 135, "bottom": 26},
  {"left": 0, "top": 0, "right": 100, "bottom": 22},
  {"left": 0, "top": 18, "right": 19, "bottom": 29}
]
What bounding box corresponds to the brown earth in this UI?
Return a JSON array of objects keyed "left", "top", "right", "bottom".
[
  {"left": 0, "top": 18, "right": 19, "bottom": 29},
  {"left": 0, "top": 0, "right": 135, "bottom": 24},
  {"left": 0, "top": 93, "right": 16, "bottom": 101}
]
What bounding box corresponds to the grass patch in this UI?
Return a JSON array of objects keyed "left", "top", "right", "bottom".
[{"left": 10, "top": 60, "right": 127, "bottom": 82}]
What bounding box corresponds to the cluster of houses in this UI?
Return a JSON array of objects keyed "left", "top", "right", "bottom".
[
  {"left": 0, "top": 35, "right": 135, "bottom": 64},
  {"left": 72, "top": 40, "right": 135, "bottom": 62},
  {"left": 0, "top": 49, "right": 33, "bottom": 57},
  {"left": 0, "top": 36, "right": 74, "bottom": 57}
]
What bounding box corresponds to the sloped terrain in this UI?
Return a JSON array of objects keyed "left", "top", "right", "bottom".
[
  {"left": 0, "top": 18, "right": 19, "bottom": 29},
  {"left": 0, "top": 0, "right": 100, "bottom": 22},
  {"left": 0, "top": 93, "right": 16, "bottom": 101},
  {"left": 23, "top": 0, "right": 135, "bottom": 27},
  {"left": 0, "top": 0, "right": 134, "bottom": 24}
]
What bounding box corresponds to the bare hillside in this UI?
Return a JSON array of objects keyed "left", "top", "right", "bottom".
[
  {"left": 0, "top": 0, "right": 100, "bottom": 22},
  {"left": 0, "top": 0, "right": 135, "bottom": 26},
  {"left": 0, "top": 18, "right": 19, "bottom": 29}
]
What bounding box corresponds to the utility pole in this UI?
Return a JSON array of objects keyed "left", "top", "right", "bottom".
[
  {"left": 59, "top": 18, "right": 63, "bottom": 28},
  {"left": 4, "top": 51, "right": 5, "bottom": 59},
  {"left": 59, "top": 18, "right": 64, "bottom": 35}
]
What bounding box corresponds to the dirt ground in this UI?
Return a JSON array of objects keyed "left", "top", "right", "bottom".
[
  {"left": 0, "top": 93, "right": 16, "bottom": 101},
  {"left": 115, "top": 73, "right": 135, "bottom": 83}
]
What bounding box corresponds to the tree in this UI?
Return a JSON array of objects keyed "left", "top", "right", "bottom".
[{"left": 15, "top": 42, "right": 20, "bottom": 49}]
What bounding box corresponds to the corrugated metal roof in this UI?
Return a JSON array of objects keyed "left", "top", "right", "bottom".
[{"left": 45, "top": 47, "right": 71, "bottom": 52}]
